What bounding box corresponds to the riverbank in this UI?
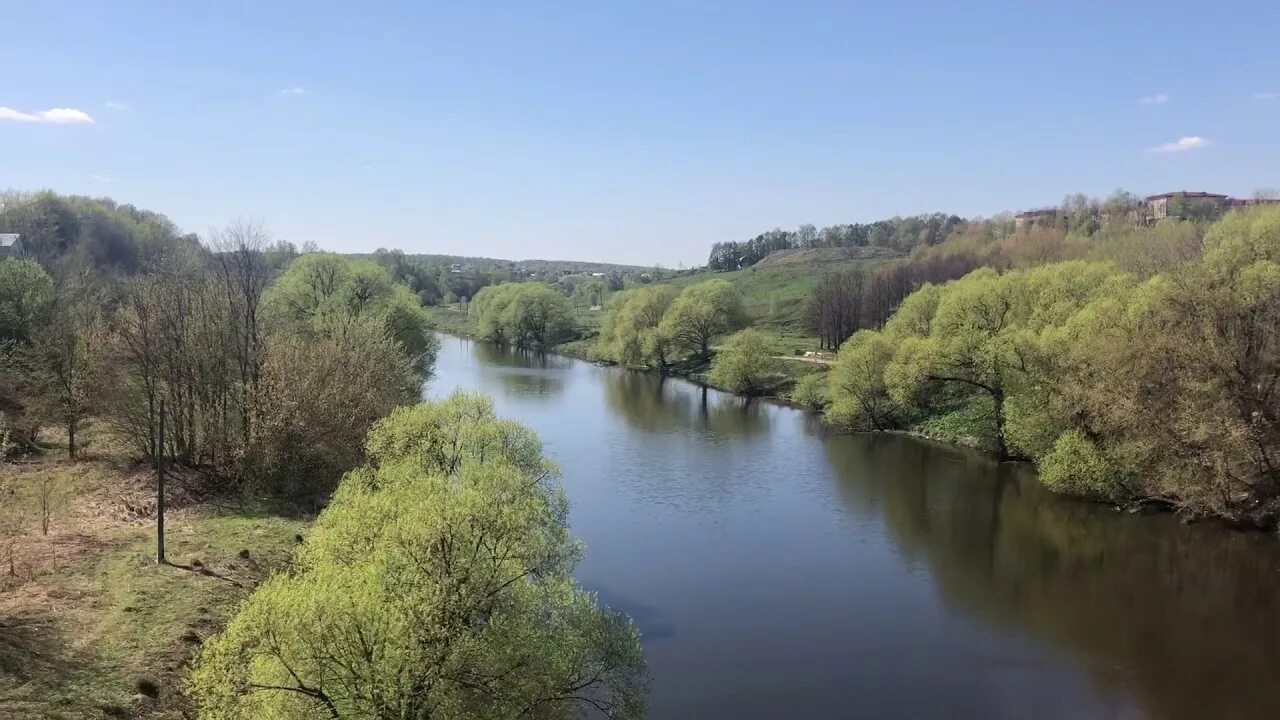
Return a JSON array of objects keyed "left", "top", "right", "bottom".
[
  {"left": 424, "top": 304, "right": 827, "bottom": 404},
  {"left": 425, "top": 331, "right": 1280, "bottom": 719},
  {"left": 428, "top": 320, "right": 1280, "bottom": 531},
  {"left": 0, "top": 430, "right": 308, "bottom": 718}
]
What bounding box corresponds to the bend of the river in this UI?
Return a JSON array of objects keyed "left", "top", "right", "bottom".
[{"left": 426, "top": 334, "right": 1280, "bottom": 720}]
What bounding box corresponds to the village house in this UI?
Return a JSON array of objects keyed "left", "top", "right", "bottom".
[
  {"left": 1016, "top": 191, "right": 1280, "bottom": 229},
  {"left": 1143, "top": 191, "right": 1230, "bottom": 221},
  {"left": 1143, "top": 191, "right": 1280, "bottom": 221},
  {"left": 1013, "top": 208, "right": 1063, "bottom": 229}
]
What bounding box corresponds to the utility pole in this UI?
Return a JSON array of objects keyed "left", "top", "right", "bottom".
[{"left": 156, "top": 398, "right": 166, "bottom": 565}]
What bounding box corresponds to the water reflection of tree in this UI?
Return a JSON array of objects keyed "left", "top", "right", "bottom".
[
  {"left": 602, "top": 370, "right": 769, "bottom": 439},
  {"left": 471, "top": 343, "right": 569, "bottom": 398},
  {"left": 824, "top": 435, "right": 1280, "bottom": 720},
  {"left": 472, "top": 342, "right": 573, "bottom": 371},
  {"left": 494, "top": 372, "right": 566, "bottom": 398}
]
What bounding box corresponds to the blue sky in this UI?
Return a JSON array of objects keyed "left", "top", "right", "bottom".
[{"left": 2, "top": 1, "right": 1278, "bottom": 266}]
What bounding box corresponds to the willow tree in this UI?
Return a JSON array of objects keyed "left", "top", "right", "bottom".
[
  {"left": 263, "top": 253, "right": 438, "bottom": 378},
  {"left": 473, "top": 283, "right": 574, "bottom": 349},
  {"left": 827, "top": 330, "right": 902, "bottom": 430},
  {"left": 190, "top": 393, "right": 649, "bottom": 719},
  {"left": 708, "top": 328, "right": 778, "bottom": 395},
  {"left": 658, "top": 279, "right": 744, "bottom": 359},
  {"left": 596, "top": 285, "right": 677, "bottom": 368},
  {"left": 1051, "top": 207, "right": 1280, "bottom": 517},
  {"left": 894, "top": 264, "right": 1121, "bottom": 458}
]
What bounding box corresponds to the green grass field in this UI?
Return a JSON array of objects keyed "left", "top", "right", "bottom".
[{"left": 0, "top": 435, "right": 308, "bottom": 719}]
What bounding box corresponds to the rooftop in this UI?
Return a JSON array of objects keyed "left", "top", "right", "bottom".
[
  {"left": 0, "top": 233, "right": 20, "bottom": 247},
  {"left": 1144, "top": 191, "right": 1230, "bottom": 201}
]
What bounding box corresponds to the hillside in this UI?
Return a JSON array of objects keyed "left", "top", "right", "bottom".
[
  {"left": 664, "top": 250, "right": 899, "bottom": 334},
  {"left": 753, "top": 245, "right": 902, "bottom": 269}
]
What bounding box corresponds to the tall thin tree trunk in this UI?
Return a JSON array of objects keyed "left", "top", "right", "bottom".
[{"left": 156, "top": 399, "right": 166, "bottom": 565}]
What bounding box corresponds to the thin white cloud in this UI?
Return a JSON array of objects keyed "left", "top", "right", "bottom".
[
  {"left": 0, "top": 106, "right": 95, "bottom": 124},
  {"left": 1139, "top": 93, "right": 1170, "bottom": 105},
  {"left": 105, "top": 101, "right": 129, "bottom": 110},
  {"left": 1148, "top": 136, "right": 1209, "bottom": 153},
  {"left": 277, "top": 87, "right": 307, "bottom": 96},
  {"left": 1255, "top": 91, "right": 1278, "bottom": 101},
  {"left": 91, "top": 174, "right": 115, "bottom": 183}
]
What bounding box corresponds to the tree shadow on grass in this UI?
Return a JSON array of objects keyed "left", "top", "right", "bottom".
[{"left": 0, "top": 606, "right": 90, "bottom": 713}]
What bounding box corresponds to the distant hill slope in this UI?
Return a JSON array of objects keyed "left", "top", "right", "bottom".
[
  {"left": 661, "top": 252, "right": 901, "bottom": 339},
  {"left": 753, "top": 245, "right": 902, "bottom": 269},
  {"left": 390, "top": 253, "right": 656, "bottom": 276}
]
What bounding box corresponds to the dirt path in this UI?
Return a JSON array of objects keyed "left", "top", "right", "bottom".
[{"left": 774, "top": 355, "right": 834, "bottom": 366}]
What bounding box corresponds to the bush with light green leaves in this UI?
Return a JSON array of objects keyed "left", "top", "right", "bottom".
[
  {"left": 189, "top": 392, "right": 648, "bottom": 719},
  {"left": 708, "top": 328, "right": 778, "bottom": 396}
]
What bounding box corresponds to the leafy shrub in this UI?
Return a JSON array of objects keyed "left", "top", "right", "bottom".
[
  {"left": 790, "top": 372, "right": 829, "bottom": 411},
  {"left": 708, "top": 329, "right": 778, "bottom": 395},
  {"left": 1039, "top": 431, "right": 1126, "bottom": 501},
  {"left": 241, "top": 318, "right": 419, "bottom": 503}
]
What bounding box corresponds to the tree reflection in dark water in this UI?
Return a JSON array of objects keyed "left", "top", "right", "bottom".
[
  {"left": 472, "top": 341, "right": 573, "bottom": 371},
  {"left": 471, "top": 343, "right": 569, "bottom": 398},
  {"left": 602, "top": 369, "right": 769, "bottom": 439},
  {"left": 823, "top": 434, "right": 1280, "bottom": 720}
]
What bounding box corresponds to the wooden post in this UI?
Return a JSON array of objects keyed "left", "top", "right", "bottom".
[{"left": 156, "top": 398, "right": 166, "bottom": 565}]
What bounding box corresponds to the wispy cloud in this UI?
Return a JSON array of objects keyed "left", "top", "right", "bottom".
[
  {"left": 1139, "top": 93, "right": 1170, "bottom": 105},
  {"left": 91, "top": 174, "right": 115, "bottom": 183},
  {"left": 105, "top": 101, "right": 129, "bottom": 110},
  {"left": 277, "top": 87, "right": 307, "bottom": 96},
  {"left": 1255, "top": 91, "right": 1278, "bottom": 101},
  {"left": 0, "top": 106, "right": 95, "bottom": 124},
  {"left": 1148, "top": 136, "right": 1209, "bottom": 153}
]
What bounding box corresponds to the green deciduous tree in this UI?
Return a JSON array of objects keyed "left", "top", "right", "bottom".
[
  {"left": 243, "top": 316, "right": 421, "bottom": 503},
  {"left": 1054, "top": 207, "right": 1280, "bottom": 519},
  {"left": 0, "top": 258, "right": 54, "bottom": 346},
  {"left": 883, "top": 263, "right": 1123, "bottom": 459},
  {"left": 658, "top": 279, "right": 744, "bottom": 359},
  {"left": 789, "top": 372, "right": 829, "bottom": 411},
  {"left": 827, "top": 330, "right": 904, "bottom": 431},
  {"left": 596, "top": 285, "right": 677, "bottom": 368},
  {"left": 18, "top": 300, "right": 105, "bottom": 458},
  {"left": 473, "top": 283, "right": 575, "bottom": 348},
  {"left": 263, "top": 253, "right": 438, "bottom": 378},
  {"left": 707, "top": 329, "right": 778, "bottom": 396},
  {"left": 189, "top": 393, "right": 649, "bottom": 719}
]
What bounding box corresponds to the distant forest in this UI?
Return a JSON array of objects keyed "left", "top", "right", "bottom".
[{"left": 0, "top": 191, "right": 668, "bottom": 308}]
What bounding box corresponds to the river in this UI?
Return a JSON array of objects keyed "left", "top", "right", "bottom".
[{"left": 426, "top": 334, "right": 1280, "bottom": 720}]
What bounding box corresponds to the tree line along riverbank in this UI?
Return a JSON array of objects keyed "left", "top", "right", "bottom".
[{"left": 439, "top": 206, "right": 1280, "bottom": 530}]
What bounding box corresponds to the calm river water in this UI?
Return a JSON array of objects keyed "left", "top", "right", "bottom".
[{"left": 426, "top": 334, "right": 1280, "bottom": 720}]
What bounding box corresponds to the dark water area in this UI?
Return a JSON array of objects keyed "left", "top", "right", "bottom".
[{"left": 427, "top": 334, "right": 1280, "bottom": 720}]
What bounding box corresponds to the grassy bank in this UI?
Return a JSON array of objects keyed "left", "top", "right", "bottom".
[{"left": 0, "top": 432, "right": 307, "bottom": 719}]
